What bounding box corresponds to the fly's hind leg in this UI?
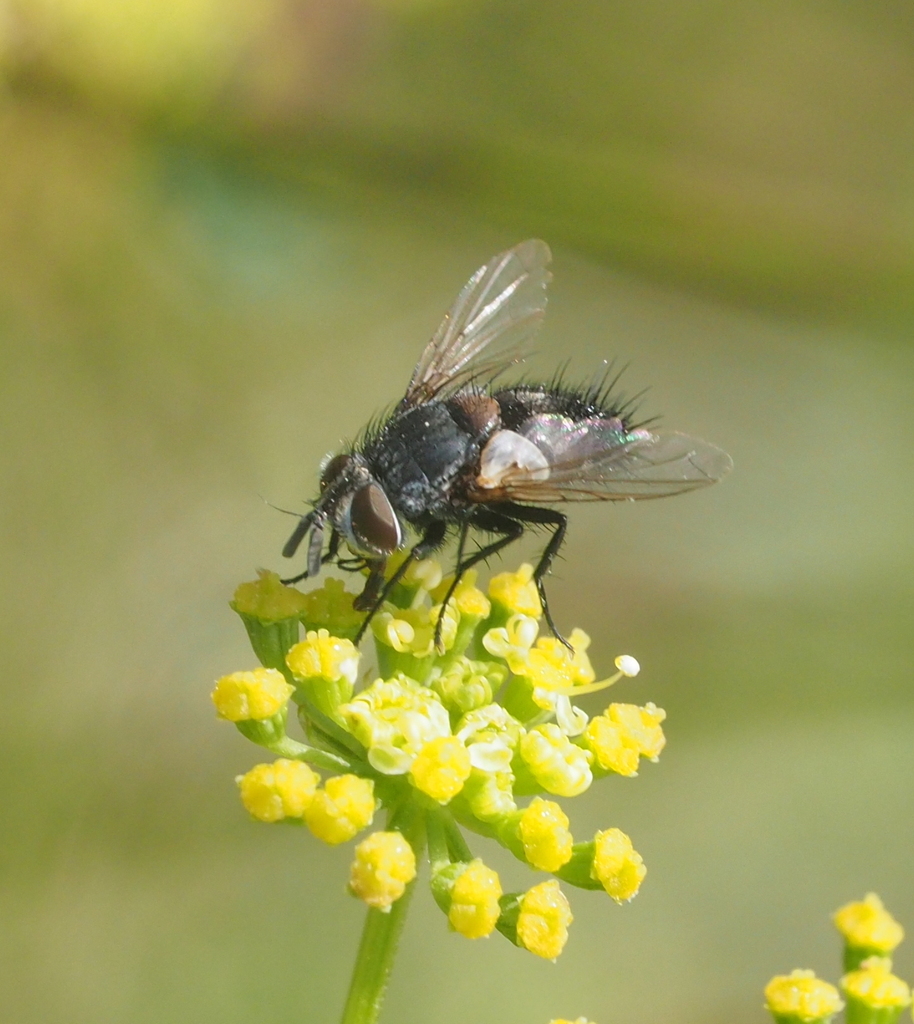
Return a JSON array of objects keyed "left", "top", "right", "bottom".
[{"left": 493, "top": 502, "right": 570, "bottom": 649}]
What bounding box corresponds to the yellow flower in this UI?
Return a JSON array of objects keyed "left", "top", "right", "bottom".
[
  {"left": 462, "top": 769, "right": 517, "bottom": 822},
  {"left": 298, "top": 577, "right": 363, "bottom": 636},
  {"left": 231, "top": 570, "right": 309, "bottom": 621},
  {"left": 339, "top": 674, "right": 452, "bottom": 775},
  {"left": 349, "top": 831, "right": 417, "bottom": 912},
  {"left": 488, "top": 563, "right": 542, "bottom": 617},
  {"left": 372, "top": 603, "right": 459, "bottom": 657},
  {"left": 582, "top": 715, "right": 640, "bottom": 777},
  {"left": 429, "top": 656, "right": 501, "bottom": 715},
  {"left": 765, "top": 970, "right": 844, "bottom": 1023},
  {"left": 841, "top": 957, "right": 911, "bottom": 1010},
  {"left": 432, "top": 569, "right": 492, "bottom": 619},
  {"left": 834, "top": 894, "right": 904, "bottom": 955},
  {"left": 520, "top": 724, "right": 593, "bottom": 797},
  {"left": 516, "top": 880, "right": 573, "bottom": 960},
  {"left": 549, "top": 1019, "right": 596, "bottom": 1024},
  {"left": 591, "top": 828, "right": 646, "bottom": 903},
  {"left": 448, "top": 860, "right": 503, "bottom": 939},
  {"left": 410, "top": 736, "right": 473, "bottom": 803},
  {"left": 286, "top": 630, "right": 360, "bottom": 686},
  {"left": 211, "top": 668, "right": 293, "bottom": 721},
  {"left": 304, "top": 775, "right": 376, "bottom": 845},
  {"left": 583, "top": 702, "right": 666, "bottom": 776},
  {"left": 518, "top": 798, "right": 574, "bottom": 872},
  {"left": 456, "top": 703, "right": 523, "bottom": 773},
  {"left": 237, "top": 760, "right": 320, "bottom": 822},
  {"left": 482, "top": 614, "right": 541, "bottom": 673}
]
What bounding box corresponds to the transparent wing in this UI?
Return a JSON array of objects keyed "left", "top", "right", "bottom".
[
  {"left": 474, "top": 422, "right": 733, "bottom": 503},
  {"left": 399, "top": 239, "right": 552, "bottom": 410}
]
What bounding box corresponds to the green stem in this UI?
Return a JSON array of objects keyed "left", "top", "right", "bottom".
[{"left": 338, "top": 806, "right": 425, "bottom": 1024}]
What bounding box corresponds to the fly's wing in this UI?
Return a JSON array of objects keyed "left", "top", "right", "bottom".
[
  {"left": 473, "top": 418, "right": 733, "bottom": 502},
  {"left": 399, "top": 239, "right": 552, "bottom": 411}
]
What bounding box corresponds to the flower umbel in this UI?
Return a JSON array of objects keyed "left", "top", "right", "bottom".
[{"left": 216, "top": 561, "right": 661, "bottom": 1024}]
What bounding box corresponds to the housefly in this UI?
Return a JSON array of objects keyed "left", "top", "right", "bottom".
[{"left": 282, "top": 239, "right": 732, "bottom": 646}]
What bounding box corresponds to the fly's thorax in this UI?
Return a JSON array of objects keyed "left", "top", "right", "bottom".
[
  {"left": 362, "top": 402, "right": 490, "bottom": 521},
  {"left": 320, "top": 453, "right": 404, "bottom": 558}
]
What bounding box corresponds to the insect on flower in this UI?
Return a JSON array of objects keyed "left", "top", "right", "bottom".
[{"left": 282, "top": 240, "right": 732, "bottom": 646}]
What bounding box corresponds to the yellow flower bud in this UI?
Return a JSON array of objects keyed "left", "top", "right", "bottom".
[
  {"left": 518, "top": 798, "right": 573, "bottom": 872},
  {"left": 489, "top": 563, "right": 542, "bottom": 617},
  {"left": 765, "top": 970, "right": 844, "bottom": 1023},
  {"left": 606, "top": 703, "right": 666, "bottom": 760},
  {"left": 516, "top": 879, "right": 573, "bottom": 960},
  {"left": 410, "top": 736, "right": 473, "bottom": 803},
  {"left": 212, "top": 668, "right": 293, "bottom": 722},
  {"left": 448, "top": 860, "right": 503, "bottom": 939},
  {"left": 298, "top": 577, "right": 362, "bottom": 637},
  {"left": 592, "top": 828, "right": 646, "bottom": 903},
  {"left": 841, "top": 957, "right": 912, "bottom": 1010},
  {"left": 304, "top": 775, "right": 376, "bottom": 845},
  {"left": 232, "top": 570, "right": 308, "bottom": 621},
  {"left": 349, "top": 831, "right": 417, "bottom": 912},
  {"left": 582, "top": 715, "right": 640, "bottom": 777},
  {"left": 286, "top": 630, "right": 360, "bottom": 685},
  {"left": 237, "top": 760, "right": 320, "bottom": 822},
  {"left": 834, "top": 894, "right": 904, "bottom": 955},
  {"left": 520, "top": 724, "right": 593, "bottom": 797}
]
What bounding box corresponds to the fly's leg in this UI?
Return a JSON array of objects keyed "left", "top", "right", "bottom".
[
  {"left": 431, "top": 507, "right": 527, "bottom": 650},
  {"left": 494, "top": 502, "right": 570, "bottom": 649},
  {"left": 353, "top": 520, "right": 449, "bottom": 646}
]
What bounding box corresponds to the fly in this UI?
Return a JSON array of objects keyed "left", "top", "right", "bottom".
[{"left": 282, "top": 240, "right": 732, "bottom": 647}]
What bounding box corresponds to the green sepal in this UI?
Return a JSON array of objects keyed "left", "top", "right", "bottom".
[
  {"left": 845, "top": 997, "right": 908, "bottom": 1024},
  {"left": 236, "top": 612, "right": 300, "bottom": 677},
  {"left": 552, "top": 841, "right": 603, "bottom": 891},
  {"left": 295, "top": 698, "right": 367, "bottom": 763},
  {"left": 235, "top": 709, "right": 288, "bottom": 747},
  {"left": 844, "top": 944, "right": 896, "bottom": 973},
  {"left": 429, "top": 862, "right": 465, "bottom": 914},
  {"left": 494, "top": 893, "right": 523, "bottom": 946}
]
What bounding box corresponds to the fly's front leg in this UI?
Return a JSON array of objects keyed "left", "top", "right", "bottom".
[
  {"left": 496, "top": 502, "right": 570, "bottom": 648},
  {"left": 353, "top": 520, "right": 449, "bottom": 646}
]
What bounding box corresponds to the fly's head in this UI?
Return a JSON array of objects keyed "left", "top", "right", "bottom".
[{"left": 283, "top": 452, "right": 404, "bottom": 578}]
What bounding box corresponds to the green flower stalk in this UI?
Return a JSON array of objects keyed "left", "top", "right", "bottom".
[
  {"left": 213, "top": 560, "right": 663, "bottom": 1024},
  {"left": 765, "top": 896, "right": 912, "bottom": 1024}
]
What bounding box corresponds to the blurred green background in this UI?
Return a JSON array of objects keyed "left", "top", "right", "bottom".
[{"left": 2, "top": 2, "right": 913, "bottom": 1022}]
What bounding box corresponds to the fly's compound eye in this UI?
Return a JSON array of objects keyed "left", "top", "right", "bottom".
[
  {"left": 320, "top": 454, "right": 352, "bottom": 492},
  {"left": 348, "top": 483, "right": 402, "bottom": 556}
]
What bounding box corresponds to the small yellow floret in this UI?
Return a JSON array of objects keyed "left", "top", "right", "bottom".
[
  {"left": 212, "top": 668, "right": 293, "bottom": 721},
  {"left": 516, "top": 879, "right": 573, "bottom": 960},
  {"left": 841, "top": 957, "right": 912, "bottom": 1010},
  {"left": 608, "top": 703, "right": 666, "bottom": 759},
  {"left": 232, "top": 570, "right": 309, "bottom": 621},
  {"left": 432, "top": 569, "right": 492, "bottom": 619},
  {"left": 834, "top": 894, "right": 904, "bottom": 954},
  {"left": 349, "top": 831, "right": 417, "bottom": 912},
  {"left": 548, "top": 1019, "right": 596, "bottom": 1024},
  {"left": 765, "top": 970, "right": 844, "bottom": 1023},
  {"left": 410, "top": 736, "right": 472, "bottom": 803},
  {"left": 583, "top": 716, "right": 640, "bottom": 776},
  {"left": 520, "top": 724, "right": 593, "bottom": 797},
  {"left": 488, "top": 563, "right": 542, "bottom": 617},
  {"left": 304, "top": 774, "right": 376, "bottom": 844},
  {"left": 519, "top": 797, "right": 574, "bottom": 872},
  {"left": 592, "top": 828, "right": 646, "bottom": 903},
  {"left": 372, "top": 604, "right": 458, "bottom": 657},
  {"left": 286, "top": 629, "right": 360, "bottom": 684},
  {"left": 237, "top": 760, "right": 320, "bottom": 822},
  {"left": 298, "top": 577, "right": 363, "bottom": 635},
  {"left": 448, "top": 860, "right": 503, "bottom": 939}
]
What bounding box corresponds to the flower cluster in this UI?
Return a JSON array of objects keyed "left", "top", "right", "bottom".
[
  {"left": 214, "top": 561, "right": 663, "bottom": 958},
  {"left": 765, "top": 894, "right": 910, "bottom": 1024}
]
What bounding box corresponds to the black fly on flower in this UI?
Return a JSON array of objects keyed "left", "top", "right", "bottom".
[{"left": 281, "top": 240, "right": 732, "bottom": 646}]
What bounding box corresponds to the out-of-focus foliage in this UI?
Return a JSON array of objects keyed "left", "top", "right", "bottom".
[{"left": 5, "top": 0, "right": 914, "bottom": 319}]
